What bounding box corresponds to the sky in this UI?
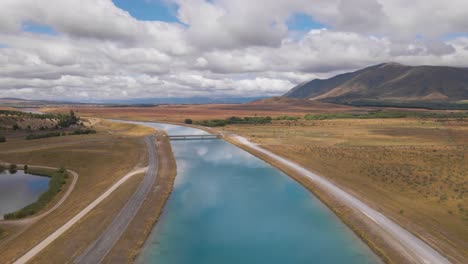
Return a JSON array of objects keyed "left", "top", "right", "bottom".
[{"left": 0, "top": 0, "right": 468, "bottom": 101}]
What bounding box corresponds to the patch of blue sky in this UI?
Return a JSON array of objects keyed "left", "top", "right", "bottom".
[
  {"left": 444, "top": 32, "right": 468, "bottom": 40},
  {"left": 22, "top": 21, "right": 57, "bottom": 35},
  {"left": 0, "top": 43, "right": 7, "bottom": 48},
  {"left": 287, "top": 13, "right": 326, "bottom": 31},
  {"left": 112, "top": 0, "right": 179, "bottom": 22}
]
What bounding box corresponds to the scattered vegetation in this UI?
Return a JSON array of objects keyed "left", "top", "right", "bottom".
[
  {"left": 184, "top": 118, "right": 193, "bottom": 124},
  {"left": 342, "top": 100, "right": 468, "bottom": 110},
  {"left": 304, "top": 111, "right": 468, "bottom": 120},
  {"left": 0, "top": 110, "right": 80, "bottom": 129},
  {"left": 3, "top": 167, "right": 68, "bottom": 219},
  {"left": 195, "top": 116, "right": 272, "bottom": 127},
  {"left": 274, "top": 115, "right": 301, "bottom": 121},
  {"left": 0, "top": 135, "right": 5, "bottom": 142},
  {"left": 25, "top": 129, "right": 96, "bottom": 140}
]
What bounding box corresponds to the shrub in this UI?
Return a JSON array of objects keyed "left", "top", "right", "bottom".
[
  {"left": 0, "top": 135, "right": 5, "bottom": 142},
  {"left": 184, "top": 118, "right": 193, "bottom": 124},
  {"left": 9, "top": 164, "right": 17, "bottom": 174}
]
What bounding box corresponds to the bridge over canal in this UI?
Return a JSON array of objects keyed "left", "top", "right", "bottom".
[{"left": 168, "top": 134, "right": 221, "bottom": 140}]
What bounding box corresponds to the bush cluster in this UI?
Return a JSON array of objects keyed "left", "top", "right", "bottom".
[
  {"left": 274, "top": 115, "right": 300, "bottom": 121},
  {"left": 70, "top": 129, "right": 96, "bottom": 135},
  {"left": 25, "top": 129, "right": 96, "bottom": 140},
  {"left": 8, "top": 164, "right": 17, "bottom": 173},
  {"left": 195, "top": 116, "right": 273, "bottom": 127},
  {"left": 26, "top": 132, "right": 61, "bottom": 140}
]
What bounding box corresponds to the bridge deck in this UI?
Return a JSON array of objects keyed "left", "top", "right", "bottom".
[{"left": 168, "top": 134, "right": 221, "bottom": 140}]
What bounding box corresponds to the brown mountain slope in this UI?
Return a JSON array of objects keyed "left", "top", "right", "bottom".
[{"left": 285, "top": 63, "right": 468, "bottom": 102}]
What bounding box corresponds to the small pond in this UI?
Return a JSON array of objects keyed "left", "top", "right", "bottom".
[{"left": 0, "top": 170, "right": 50, "bottom": 219}]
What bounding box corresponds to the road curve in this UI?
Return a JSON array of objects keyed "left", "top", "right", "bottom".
[
  {"left": 74, "top": 135, "right": 158, "bottom": 264},
  {"left": 232, "top": 135, "right": 450, "bottom": 264},
  {"left": 12, "top": 166, "right": 148, "bottom": 264}
]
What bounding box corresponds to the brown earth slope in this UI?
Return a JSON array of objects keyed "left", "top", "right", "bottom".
[{"left": 285, "top": 63, "right": 468, "bottom": 102}]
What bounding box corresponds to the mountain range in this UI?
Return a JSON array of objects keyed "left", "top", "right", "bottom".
[{"left": 284, "top": 63, "right": 468, "bottom": 104}]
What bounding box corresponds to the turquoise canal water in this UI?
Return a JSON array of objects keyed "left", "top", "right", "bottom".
[
  {"left": 123, "top": 121, "right": 379, "bottom": 264},
  {"left": 0, "top": 170, "right": 49, "bottom": 218}
]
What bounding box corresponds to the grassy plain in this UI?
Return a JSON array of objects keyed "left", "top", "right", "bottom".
[
  {"left": 43, "top": 99, "right": 359, "bottom": 123},
  {"left": 221, "top": 118, "right": 468, "bottom": 262},
  {"left": 42, "top": 104, "right": 468, "bottom": 262},
  {"left": 0, "top": 119, "right": 153, "bottom": 263},
  {"left": 29, "top": 173, "right": 145, "bottom": 263}
]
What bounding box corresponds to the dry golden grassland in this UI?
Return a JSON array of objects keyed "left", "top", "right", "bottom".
[
  {"left": 0, "top": 119, "right": 153, "bottom": 263},
  {"left": 42, "top": 100, "right": 360, "bottom": 123},
  {"left": 30, "top": 173, "right": 145, "bottom": 264},
  {"left": 221, "top": 118, "right": 468, "bottom": 262},
  {"left": 42, "top": 105, "right": 467, "bottom": 262}
]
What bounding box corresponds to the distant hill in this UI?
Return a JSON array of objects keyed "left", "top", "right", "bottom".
[
  {"left": 0, "top": 98, "right": 90, "bottom": 108},
  {"left": 99, "top": 96, "right": 267, "bottom": 105},
  {"left": 284, "top": 63, "right": 468, "bottom": 108},
  {"left": 0, "top": 96, "right": 266, "bottom": 107}
]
